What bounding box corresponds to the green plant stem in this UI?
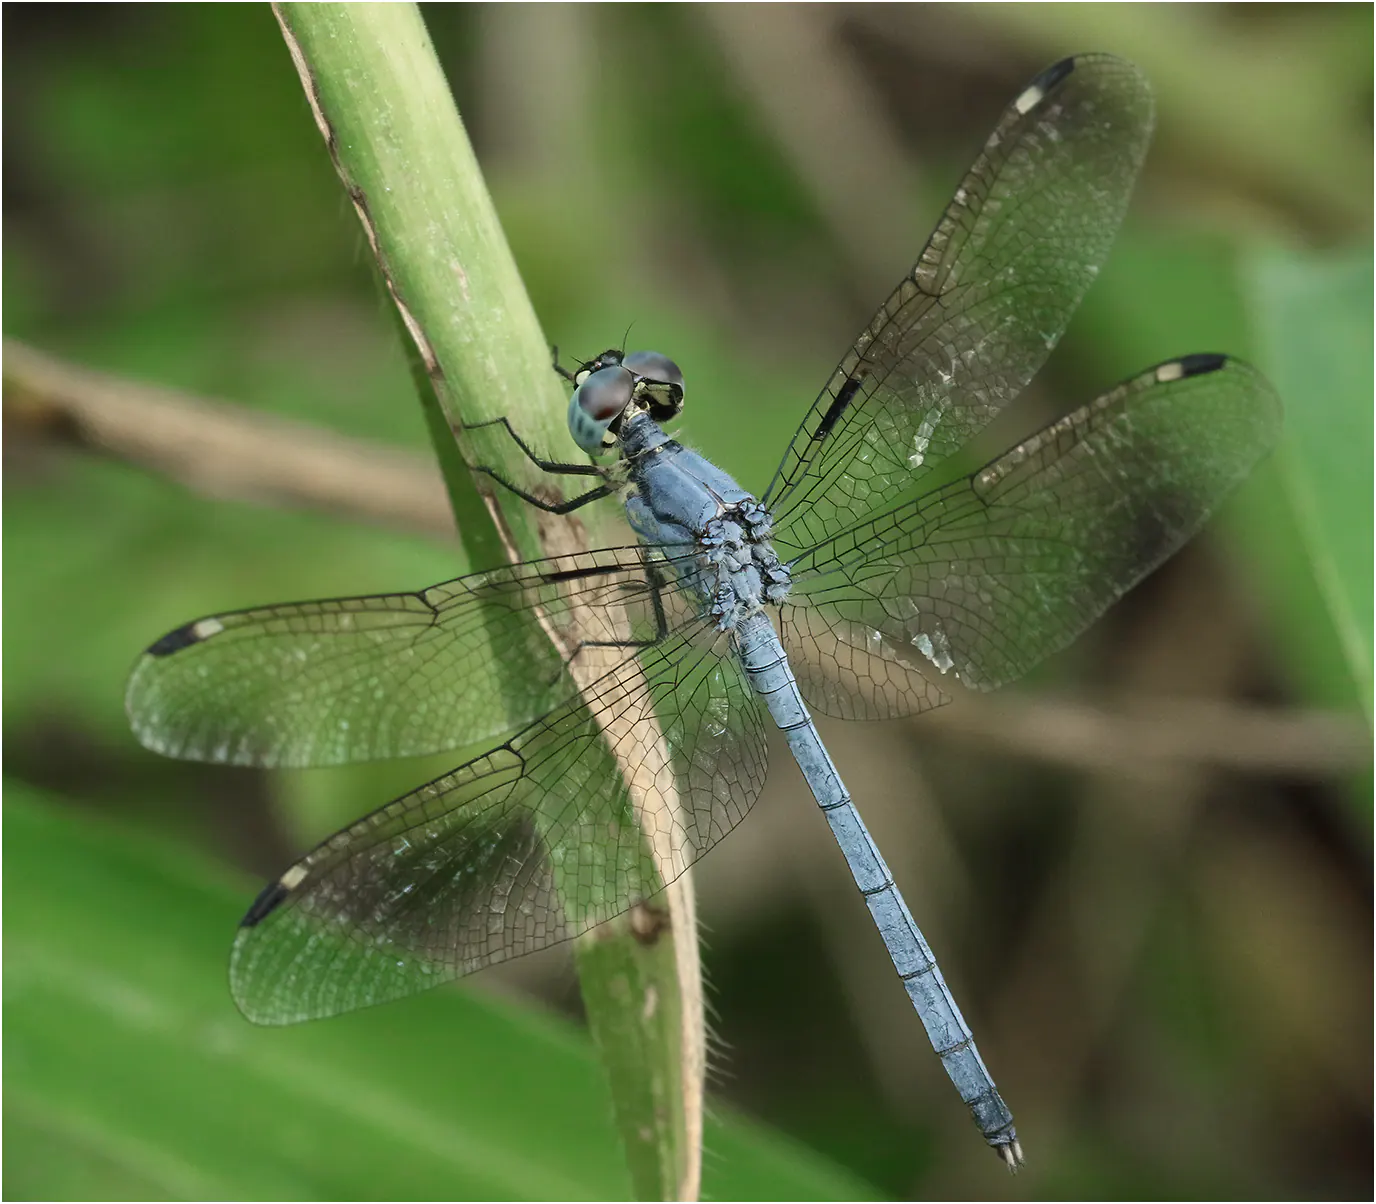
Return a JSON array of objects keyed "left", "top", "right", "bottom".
[{"left": 270, "top": 5, "right": 703, "bottom": 1197}]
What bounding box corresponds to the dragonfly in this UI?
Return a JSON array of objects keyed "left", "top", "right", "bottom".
[{"left": 126, "top": 54, "right": 1281, "bottom": 1168}]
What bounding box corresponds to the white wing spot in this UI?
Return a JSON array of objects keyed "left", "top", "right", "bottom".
[
  {"left": 192, "top": 617, "right": 225, "bottom": 640},
  {"left": 1013, "top": 84, "right": 1045, "bottom": 115},
  {"left": 280, "top": 864, "right": 309, "bottom": 890},
  {"left": 1155, "top": 361, "right": 1185, "bottom": 383}
]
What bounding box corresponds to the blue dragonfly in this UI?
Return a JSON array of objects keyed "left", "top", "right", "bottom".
[{"left": 126, "top": 54, "right": 1281, "bottom": 1167}]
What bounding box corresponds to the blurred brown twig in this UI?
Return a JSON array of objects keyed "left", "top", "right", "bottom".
[
  {"left": 2, "top": 338, "right": 456, "bottom": 538},
  {"left": 923, "top": 690, "right": 1370, "bottom": 777}
]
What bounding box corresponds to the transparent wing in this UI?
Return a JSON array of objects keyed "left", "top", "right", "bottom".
[
  {"left": 228, "top": 626, "right": 768, "bottom": 1024},
  {"left": 126, "top": 545, "right": 700, "bottom": 768},
  {"left": 779, "top": 356, "right": 1282, "bottom": 720},
  {"left": 764, "top": 54, "right": 1155, "bottom": 555}
]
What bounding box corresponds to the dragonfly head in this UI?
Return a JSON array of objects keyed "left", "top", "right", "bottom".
[{"left": 568, "top": 349, "right": 684, "bottom": 452}]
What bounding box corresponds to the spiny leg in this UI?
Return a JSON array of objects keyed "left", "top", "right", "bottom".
[
  {"left": 546, "top": 553, "right": 674, "bottom": 685},
  {"left": 456, "top": 345, "right": 609, "bottom": 511},
  {"left": 469, "top": 468, "right": 614, "bottom": 515},
  {"left": 551, "top": 344, "right": 578, "bottom": 384},
  {"left": 462, "top": 417, "right": 608, "bottom": 511}
]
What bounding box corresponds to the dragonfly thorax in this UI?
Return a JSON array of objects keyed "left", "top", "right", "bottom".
[
  {"left": 697, "top": 505, "right": 792, "bottom": 631},
  {"left": 619, "top": 413, "right": 792, "bottom": 632},
  {"left": 568, "top": 349, "right": 684, "bottom": 452}
]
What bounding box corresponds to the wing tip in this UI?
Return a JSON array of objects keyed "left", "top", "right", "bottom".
[
  {"left": 1156, "top": 352, "right": 1284, "bottom": 439},
  {"left": 1175, "top": 352, "right": 1229, "bottom": 378},
  {"left": 1150, "top": 352, "right": 1236, "bottom": 385},
  {"left": 1034, "top": 55, "right": 1078, "bottom": 92},
  {"left": 1013, "top": 56, "right": 1077, "bottom": 115},
  {"left": 240, "top": 876, "right": 294, "bottom": 928},
  {"left": 145, "top": 616, "right": 225, "bottom": 657}
]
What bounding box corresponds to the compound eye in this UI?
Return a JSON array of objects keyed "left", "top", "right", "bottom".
[
  {"left": 568, "top": 366, "right": 633, "bottom": 452},
  {"left": 623, "top": 350, "right": 685, "bottom": 423},
  {"left": 576, "top": 365, "right": 634, "bottom": 420},
  {"left": 622, "top": 351, "right": 683, "bottom": 394}
]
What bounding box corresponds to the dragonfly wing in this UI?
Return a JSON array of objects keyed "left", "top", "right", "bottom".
[
  {"left": 126, "top": 545, "right": 696, "bottom": 768},
  {"left": 765, "top": 54, "right": 1154, "bottom": 554},
  {"left": 780, "top": 356, "right": 1282, "bottom": 719},
  {"left": 228, "top": 627, "right": 767, "bottom": 1024}
]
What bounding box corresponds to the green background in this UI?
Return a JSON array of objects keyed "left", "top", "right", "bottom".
[{"left": 5, "top": 4, "right": 1371, "bottom": 1199}]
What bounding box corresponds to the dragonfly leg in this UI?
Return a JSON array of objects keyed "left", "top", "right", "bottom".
[
  {"left": 554, "top": 555, "right": 672, "bottom": 680},
  {"left": 456, "top": 345, "right": 621, "bottom": 511},
  {"left": 551, "top": 344, "right": 578, "bottom": 384},
  {"left": 459, "top": 405, "right": 611, "bottom": 513},
  {"left": 461, "top": 414, "right": 604, "bottom": 478},
  {"left": 469, "top": 467, "right": 615, "bottom": 514}
]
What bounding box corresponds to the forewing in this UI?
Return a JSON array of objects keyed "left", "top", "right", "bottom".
[
  {"left": 780, "top": 356, "right": 1282, "bottom": 719},
  {"left": 228, "top": 628, "right": 767, "bottom": 1024},
  {"left": 765, "top": 54, "right": 1155, "bottom": 554},
  {"left": 126, "top": 545, "right": 695, "bottom": 768}
]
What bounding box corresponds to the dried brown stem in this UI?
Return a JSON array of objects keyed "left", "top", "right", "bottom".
[
  {"left": 922, "top": 691, "right": 1369, "bottom": 778},
  {"left": 3, "top": 338, "right": 455, "bottom": 539}
]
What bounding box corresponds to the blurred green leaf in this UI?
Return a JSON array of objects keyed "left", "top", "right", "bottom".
[
  {"left": 4, "top": 787, "right": 881, "bottom": 1201},
  {"left": 1244, "top": 246, "right": 1373, "bottom": 721}
]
